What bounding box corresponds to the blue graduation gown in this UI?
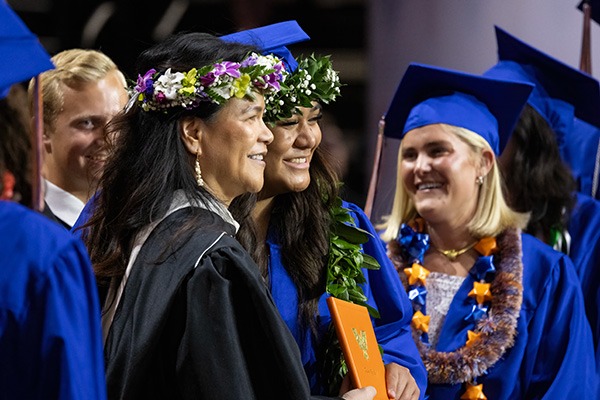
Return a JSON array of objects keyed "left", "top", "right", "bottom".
[
  {"left": 267, "top": 200, "right": 427, "bottom": 398},
  {"left": 559, "top": 118, "right": 600, "bottom": 199},
  {"left": 0, "top": 201, "right": 106, "bottom": 399},
  {"left": 567, "top": 193, "right": 600, "bottom": 376},
  {"left": 427, "top": 233, "right": 596, "bottom": 399}
]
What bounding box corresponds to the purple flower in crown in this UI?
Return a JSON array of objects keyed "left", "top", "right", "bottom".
[
  {"left": 200, "top": 72, "right": 216, "bottom": 87},
  {"left": 273, "top": 62, "right": 284, "bottom": 74},
  {"left": 260, "top": 72, "right": 282, "bottom": 91},
  {"left": 135, "top": 69, "right": 156, "bottom": 95},
  {"left": 241, "top": 54, "right": 258, "bottom": 68},
  {"left": 213, "top": 61, "right": 241, "bottom": 78}
]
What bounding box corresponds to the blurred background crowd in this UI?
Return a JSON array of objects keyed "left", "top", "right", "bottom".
[{"left": 8, "top": 0, "right": 600, "bottom": 206}]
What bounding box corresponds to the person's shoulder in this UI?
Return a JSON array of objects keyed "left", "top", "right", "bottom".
[
  {"left": 188, "top": 229, "right": 262, "bottom": 280},
  {"left": 340, "top": 199, "right": 369, "bottom": 224},
  {"left": 572, "top": 192, "right": 600, "bottom": 217},
  {"left": 520, "top": 231, "right": 578, "bottom": 293},
  {"left": 341, "top": 199, "right": 363, "bottom": 214},
  {"left": 518, "top": 232, "right": 577, "bottom": 311},
  {"left": 0, "top": 201, "right": 81, "bottom": 256},
  {"left": 520, "top": 232, "right": 567, "bottom": 266},
  {"left": 0, "top": 202, "right": 90, "bottom": 311}
]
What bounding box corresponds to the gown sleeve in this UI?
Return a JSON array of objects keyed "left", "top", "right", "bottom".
[
  {"left": 38, "top": 238, "right": 106, "bottom": 400},
  {"left": 567, "top": 193, "right": 600, "bottom": 374},
  {"left": 0, "top": 212, "right": 106, "bottom": 400},
  {"left": 344, "top": 201, "right": 428, "bottom": 399},
  {"left": 176, "top": 240, "right": 335, "bottom": 400},
  {"left": 521, "top": 245, "right": 597, "bottom": 399}
]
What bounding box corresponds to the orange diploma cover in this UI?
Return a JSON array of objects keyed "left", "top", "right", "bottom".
[{"left": 326, "top": 297, "right": 389, "bottom": 400}]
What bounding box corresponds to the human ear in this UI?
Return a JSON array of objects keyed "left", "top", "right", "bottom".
[
  {"left": 180, "top": 116, "right": 203, "bottom": 156},
  {"left": 33, "top": 116, "right": 53, "bottom": 154},
  {"left": 479, "top": 148, "right": 495, "bottom": 177}
]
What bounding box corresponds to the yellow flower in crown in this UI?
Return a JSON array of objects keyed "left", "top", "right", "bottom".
[
  {"left": 232, "top": 73, "right": 251, "bottom": 98},
  {"left": 179, "top": 68, "right": 198, "bottom": 96},
  {"left": 132, "top": 53, "right": 287, "bottom": 111}
]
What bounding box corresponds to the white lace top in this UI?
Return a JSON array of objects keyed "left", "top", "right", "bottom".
[{"left": 426, "top": 272, "right": 466, "bottom": 348}]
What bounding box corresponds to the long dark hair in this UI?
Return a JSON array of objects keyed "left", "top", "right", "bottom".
[
  {"left": 501, "top": 104, "right": 576, "bottom": 242},
  {"left": 83, "top": 32, "right": 258, "bottom": 284},
  {"left": 0, "top": 85, "right": 32, "bottom": 206},
  {"left": 234, "top": 145, "right": 339, "bottom": 334}
]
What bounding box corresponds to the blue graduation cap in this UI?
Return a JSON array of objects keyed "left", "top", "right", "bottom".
[
  {"left": 485, "top": 26, "right": 600, "bottom": 198},
  {"left": 220, "top": 20, "right": 310, "bottom": 72},
  {"left": 383, "top": 63, "right": 533, "bottom": 154},
  {"left": 578, "top": 0, "right": 600, "bottom": 25},
  {"left": 485, "top": 26, "right": 600, "bottom": 129},
  {"left": 0, "top": 1, "right": 54, "bottom": 99}
]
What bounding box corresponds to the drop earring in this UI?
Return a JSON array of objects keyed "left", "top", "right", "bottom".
[{"left": 195, "top": 151, "right": 204, "bottom": 187}]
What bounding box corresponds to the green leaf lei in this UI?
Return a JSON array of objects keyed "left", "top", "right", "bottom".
[{"left": 322, "top": 196, "right": 382, "bottom": 394}]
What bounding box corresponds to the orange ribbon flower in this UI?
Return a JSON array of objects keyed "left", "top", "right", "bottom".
[
  {"left": 468, "top": 282, "right": 493, "bottom": 304},
  {"left": 404, "top": 263, "right": 430, "bottom": 286},
  {"left": 411, "top": 311, "right": 430, "bottom": 333}
]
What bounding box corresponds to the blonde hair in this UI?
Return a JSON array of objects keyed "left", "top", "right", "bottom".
[
  {"left": 28, "top": 49, "right": 125, "bottom": 130},
  {"left": 380, "top": 124, "right": 528, "bottom": 242}
]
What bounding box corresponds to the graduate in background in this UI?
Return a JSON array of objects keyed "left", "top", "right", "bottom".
[
  {"left": 0, "top": 2, "right": 106, "bottom": 399},
  {"left": 484, "top": 26, "right": 600, "bottom": 388},
  {"left": 31, "top": 49, "right": 128, "bottom": 229},
  {"left": 377, "top": 63, "right": 596, "bottom": 399},
  {"left": 225, "top": 22, "right": 426, "bottom": 400}
]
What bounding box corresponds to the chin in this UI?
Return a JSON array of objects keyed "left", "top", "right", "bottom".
[
  {"left": 414, "top": 204, "right": 442, "bottom": 221},
  {"left": 246, "top": 180, "right": 265, "bottom": 194}
]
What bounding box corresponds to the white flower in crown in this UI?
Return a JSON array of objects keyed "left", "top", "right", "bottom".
[
  {"left": 263, "top": 54, "right": 343, "bottom": 122},
  {"left": 212, "top": 85, "right": 232, "bottom": 101},
  {"left": 155, "top": 69, "right": 185, "bottom": 100}
]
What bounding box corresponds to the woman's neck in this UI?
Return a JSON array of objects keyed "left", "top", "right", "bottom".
[
  {"left": 252, "top": 196, "right": 276, "bottom": 243},
  {"left": 424, "top": 221, "right": 478, "bottom": 277},
  {"left": 426, "top": 221, "right": 475, "bottom": 251}
]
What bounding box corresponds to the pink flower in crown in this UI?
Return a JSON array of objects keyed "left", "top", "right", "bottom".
[
  {"left": 135, "top": 69, "right": 156, "bottom": 95},
  {"left": 213, "top": 61, "right": 241, "bottom": 78},
  {"left": 155, "top": 91, "right": 166, "bottom": 103}
]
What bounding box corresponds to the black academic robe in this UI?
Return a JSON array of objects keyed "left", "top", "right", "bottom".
[{"left": 104, "top": 207, "right": 337, "bottom": 400}]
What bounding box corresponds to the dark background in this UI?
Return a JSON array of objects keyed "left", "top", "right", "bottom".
[{"left": 9, "top": 0, "right": 370, "bottom": 206}]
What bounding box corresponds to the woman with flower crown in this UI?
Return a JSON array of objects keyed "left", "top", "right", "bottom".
[
  {"left": 80, "top": 31, "right": 376, "bottom": 400},
  {"left": 225, "top": 23, "right": 426, "bottom": 400},
  {"left": 377, "top": 63, "right": 596, "bottom": 399}
]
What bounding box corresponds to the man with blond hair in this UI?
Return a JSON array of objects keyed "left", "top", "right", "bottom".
[{"left": 30, "top": 49, "right": 128, "bottom": 228}]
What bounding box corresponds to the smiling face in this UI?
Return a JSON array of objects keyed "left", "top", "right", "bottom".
[
  {"left": 42, "top": 69, "right": 128, "bottom": 200},
  {"left": 197, "top": 94, "right": 273, "bottom": 205},
  {"left": 399, "top": 124, "right": 484, "bottom": 227},
  {"left": 260, "top": 104, "right": 323, "bottom": 199}
]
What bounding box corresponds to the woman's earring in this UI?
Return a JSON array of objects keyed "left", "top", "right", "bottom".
[
  {"left": 476, "top": 175, "right": 484, "bottom": 185},
  {"left": 195, "top": 151, "right": 204, "bottom": 187}
]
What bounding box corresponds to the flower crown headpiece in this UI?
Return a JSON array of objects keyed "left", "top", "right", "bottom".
[
  {"left": 132, "top": 53, "right": 287, "bottom": 112},
  {"left": 264, "top": 54, "right": 342, "bottom": 122}
]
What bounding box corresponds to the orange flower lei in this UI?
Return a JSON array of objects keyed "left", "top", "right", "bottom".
[{"left": 388, "top": 222, "right": 523, "bottom": 399}]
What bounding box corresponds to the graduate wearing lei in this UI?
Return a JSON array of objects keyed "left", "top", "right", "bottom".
[
  {"left": 378, "top": 63, "right": 597, "bottom": 399},
  {"left": 226, "top": 22, "right": 427, "bottom": 400}
]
